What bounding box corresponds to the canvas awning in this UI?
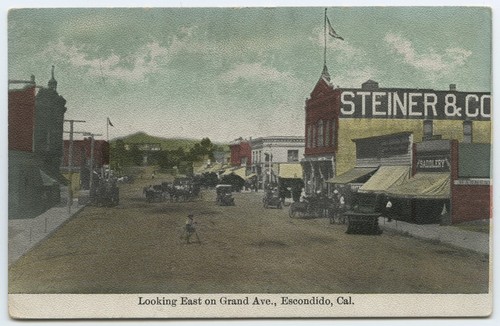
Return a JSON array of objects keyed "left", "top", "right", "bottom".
[
  {"left": 40, "top": 169, "right": 58, "bottom": 186},
  {"left": 205, "top": 163, "right": 223, "bottom": 173},
  {"left": 278, "top": 163, "right": 303, "bottom": 179},
  {"left": 232, "top": 167, "right": 247, "bottom": 179},
  {"left": 39, "top": 169, "right": 69, "bottom": 186},
  {"left": 386, "top": 172, "right": 450, "bottom": 199},
  {"left": 326, "top": 167, "right": 377, "bottom": 184},
  {"left": 358, "top": 166, "right": 410, "bottom": 193},
  {"left": 245, "top": 173, "right": 257, "bottom": 180},
  {"left": 221, "top": 168, "right": 234, "bottom": 176}
]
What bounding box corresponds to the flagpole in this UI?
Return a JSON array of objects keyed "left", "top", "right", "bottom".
[{"left": 324, "top": 8, "right": 327, "bottom": 67}]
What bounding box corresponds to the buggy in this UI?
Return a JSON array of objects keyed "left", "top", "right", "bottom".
[
  {"left": 263, "top": 190, "right": 282, "bottom": 209},
  {"left": 216, "top": 184, "right": 235, "bottom": 206},
  {"left": 344, "top": 193, "right": 384, "bottom": 235}
]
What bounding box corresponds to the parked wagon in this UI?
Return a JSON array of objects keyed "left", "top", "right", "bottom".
[
  {"left": 216, "top": 184, "right": 235, "bottom": 206},
  {"left": 344, "top": 193, "right": 385, "bottom": 235},
  {"left": 145, "top": 185, "right": 164, "bottom": 203},
  {"left": 263, "top": 190, "right": 282, "bottom": 209},
  {"left": 90, "top": 179, "right": 119, "bottom": 207},
  {"left": 288, "top": 194, "right": 330, "bottom": 218}
]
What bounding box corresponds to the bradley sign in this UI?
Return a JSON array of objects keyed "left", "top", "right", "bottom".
[{"left": 340, "top": 89, "right": 491, "bottom": 121}]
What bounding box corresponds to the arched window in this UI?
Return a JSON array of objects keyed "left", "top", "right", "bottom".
[
  {"left": 331, "top": 119, "right": 336, "bottom": 147},
  {"left": 307, "top": 125, "right": 313, "bottom": 148},
  {"left": 317, "top": 120, "right": 324, "bottom": 147},
  {"left": 312, "top": 125, "right": 316, "bottom": 148},
  {"left": 325, "top": 120, "right": 331, "bottom": 147}
]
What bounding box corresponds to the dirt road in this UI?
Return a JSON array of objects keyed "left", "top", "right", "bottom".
[{"left": 9, "top": 175, "right": 489, "bottom": 294}]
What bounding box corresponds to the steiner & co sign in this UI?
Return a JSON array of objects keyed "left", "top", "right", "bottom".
[{"left": 340, "top": 89, "right": 491, "bottom": 120}]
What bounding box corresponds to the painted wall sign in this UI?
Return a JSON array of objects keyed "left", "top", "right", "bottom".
[
  {"left": 340, "top": 90, "right": 491, "bottom": 120},
  {"left": 416, "top": 155, "right": 451, "bottom": 172}
]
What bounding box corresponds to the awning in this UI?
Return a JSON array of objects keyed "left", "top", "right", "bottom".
[
  {"left": 205, "top": 163, "right": 223, "bottom": 173},
  {"left": 358, "top": 166, "right": 410, "bottom": 193},
  {"left": 221, "top": 168, "right": 233, "bottom": 176},
  {"left": 386, "top": 172, "right": 450, "bottom": 199},
  {"left": 232, "top": 167, "right": 247, "bottom": 179},
  {"left": 245, "top": 173, "right": 257, "bottom": 180},
  {"left": 42, "top": 168, "right": 69, "bottom": 186},
  {"left": 278, "top": 163, "right": 303, "bottom": 179},
  {"left": 326, "top": 167, "right": 378, "bottom": 184}
]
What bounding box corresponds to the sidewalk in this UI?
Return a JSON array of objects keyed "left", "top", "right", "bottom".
[
  {"left": 378, "top": 217, "right": 490, "bottom": 254},
  {"left": 8, "top": 201, "right": 85, "bottom": 266}
]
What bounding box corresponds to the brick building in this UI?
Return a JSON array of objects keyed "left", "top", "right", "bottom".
[
  {"left": 8, "top": 70, "right": 67, "bottom": 219},
  {"left": 61, "top": 138, "right": 110, "bottom": 190},
  {"left": 229, "top": 137, "right": 252, "bottom": 168},
  {"left": 303, "top": 64, "right": 491, "bottom": 223}
]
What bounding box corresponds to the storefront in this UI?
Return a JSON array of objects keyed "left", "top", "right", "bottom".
[{"left": 386, "top": 140, "right": 451, "bottom": 224}]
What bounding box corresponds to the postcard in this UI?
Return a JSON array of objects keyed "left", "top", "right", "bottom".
[{"left": 6, "top": 3, "right": 492, "bottom": 319}]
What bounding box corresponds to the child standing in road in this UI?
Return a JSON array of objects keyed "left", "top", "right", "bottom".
[{"left": 182, "top": 214, "right": 200, "bottom": 244}]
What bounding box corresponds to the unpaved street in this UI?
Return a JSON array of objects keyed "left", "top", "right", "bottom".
[{"left": 9, "top": 176, "right": 489, "bottom": 294}]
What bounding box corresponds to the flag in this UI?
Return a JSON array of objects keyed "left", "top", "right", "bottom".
[
  {"left": 107, "top": 117, "right": 114, "bottom": 127},
  {"left": 326, "top": 17, "right": 344, "bottom": 40}
]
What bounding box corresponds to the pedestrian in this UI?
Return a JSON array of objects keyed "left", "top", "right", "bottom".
[
  {"left": 299, "top": 187, "right": 307, "bottom": 202},
  {"left": 182, "top": 214, "right": 200, "bottom": 244},
  {"left": 385, "top": 198, "right": 393, "bottom": 222}
]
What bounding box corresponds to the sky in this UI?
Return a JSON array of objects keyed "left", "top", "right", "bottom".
[{"left": 7, "top": 4, "right": 492, "bottom": 144}]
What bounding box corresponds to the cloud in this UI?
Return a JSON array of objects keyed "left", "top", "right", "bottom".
[
  {"left": 309, "top": 27, "right": 378, "bottom": 88},
  {"left": 384, "top": 33, "right": 472, "bottom": 75},
  {"left": 219, "top": 62, "right": 296, "bottom": 84},
  {"left": 41, "top": 40, "right": 169, "bottom": 82}
]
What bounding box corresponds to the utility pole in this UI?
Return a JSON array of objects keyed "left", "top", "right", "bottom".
[
  {"left": 83, "top": 132, "right": 103, "bottom": 193},
  {"left": 63, "top": 119, "right": 86, "bottom": 214}
]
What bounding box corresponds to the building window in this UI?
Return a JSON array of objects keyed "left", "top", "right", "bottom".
[
  {"left": 287, "top": 150, "right": 299, "bottom": 162},
  {"left": 325, "top": 120, "right": 331, "bottom": 147},
  {"left": 312, "top": 125, "right": 316, "bottom": 148},
  {"left": 317, "top": 120, "right": 324, "bottom": 147},
  {"left": 331, "top": 119, "right": 336, "bottom": 148},
  {"left": 463, "top": 120, "right": 472, "bottom": 143},
  {"left": 307, "top": 125, "right": 312, "bottom": 148},
  {"left": 423, "top": 119, "right": 433, "bottom": 141}
]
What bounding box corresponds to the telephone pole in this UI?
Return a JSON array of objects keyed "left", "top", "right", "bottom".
[
  {"left": 63, "top": 119, "right": 86, "bottom": 213},
  {"left": 83, "top": 132, "right": 103, "bottom": 192}
]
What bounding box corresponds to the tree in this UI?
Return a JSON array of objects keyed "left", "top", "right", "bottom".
[
  {"left": 110, "top": 139, "right": 128, "bottom": 172},
  {"left": 129, "top": 144, "right": 143, "bottom": 166}
]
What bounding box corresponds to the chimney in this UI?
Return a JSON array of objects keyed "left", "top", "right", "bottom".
[{"left": 449, "top": 84, "right": 456, "bottom": 91}]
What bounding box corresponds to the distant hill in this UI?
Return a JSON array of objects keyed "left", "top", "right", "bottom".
[{"left": 112, "top": 132, "right": 228, "bottom": 151}]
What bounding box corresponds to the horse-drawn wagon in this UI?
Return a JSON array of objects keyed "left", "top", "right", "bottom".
[{"left": 216, "top": 184, "right": 235, "bottom": 206}]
